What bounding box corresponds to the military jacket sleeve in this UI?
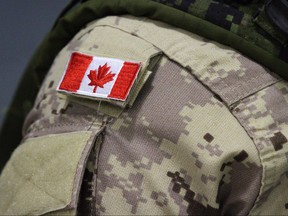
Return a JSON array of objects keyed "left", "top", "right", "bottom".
[{"left": 0, "top": 14, "right": 288, "bottom": 215}]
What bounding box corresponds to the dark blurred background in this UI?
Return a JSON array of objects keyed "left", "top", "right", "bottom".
[{"left": 0, "top": 1, "right": 68, "bottom": 128}]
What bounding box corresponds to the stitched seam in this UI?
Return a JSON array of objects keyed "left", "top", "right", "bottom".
[
  {"left": 90, "top": 21, "right": 281, "bottom": 106},
  {"left": 228, "top": 81, "right": 286, "bottom": 214},
  {"left": 230, "top": 111, "right": 264, "bottom": 215},
  {"left": 69, "top": 111, "right": 108, "bottom": 211}
]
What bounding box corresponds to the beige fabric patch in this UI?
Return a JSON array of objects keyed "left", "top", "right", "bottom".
[
  {"left": 0, "top": 131, "right": 93, "bottom": 215},
  {"left": 52, "top": 24, "right": 161, "bottom": 111}
]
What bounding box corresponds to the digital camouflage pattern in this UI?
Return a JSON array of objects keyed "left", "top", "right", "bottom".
[
  {"left": 1, "top": 14, "right": 288, "bottom": 215},
  {"left": 2, "top": 0, "right": 288, "bottom": 173},
  {"left": 154, "top": 0, "right": 288, "bottom": 62},
  {"left": 233, "top": 81, "right": 288, "bottom": 215},
  {"left": 92, "top": 55, "right": 262, "bottom": 215}
]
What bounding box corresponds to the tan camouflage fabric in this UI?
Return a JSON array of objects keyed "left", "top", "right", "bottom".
[{"left": 0, "top": 15, "right": 288, "bottom": 215}]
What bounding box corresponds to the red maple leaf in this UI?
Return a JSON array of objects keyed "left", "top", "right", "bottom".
[{"left": 87, "top": 63, "right": 116, "bottom": 93}]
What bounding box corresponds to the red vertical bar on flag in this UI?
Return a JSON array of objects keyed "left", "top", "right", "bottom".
[
  {"left": 108, "top": 62, "right": 141, "bottom": 100},
  {"left": 59, "top": 53, "right": 93, "bottom": 92}
]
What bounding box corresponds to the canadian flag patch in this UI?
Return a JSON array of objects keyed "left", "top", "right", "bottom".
[{"left": 57, "top": 52, "right": 142, "bottom": 101}]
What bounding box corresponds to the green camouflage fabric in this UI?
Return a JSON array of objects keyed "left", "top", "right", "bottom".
[
  {"left": 1, "top": 0, "right": 288, "bottom": 173},
  {"left": 154, "top": 0, "right": 288, "bottom": 63},
  {"left": 1, "top": 15, "right": 288, "bottom": 215}
]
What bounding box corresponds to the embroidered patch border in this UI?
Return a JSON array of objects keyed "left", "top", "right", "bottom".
[{"left": 57, "top": 52, "right": 142, "bottom": 101}]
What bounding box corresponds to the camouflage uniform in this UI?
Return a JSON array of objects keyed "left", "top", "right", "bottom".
[{"left": 0, "top": 1, "right": 288, "bottom": 216}]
